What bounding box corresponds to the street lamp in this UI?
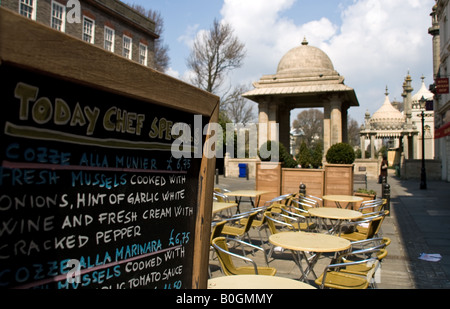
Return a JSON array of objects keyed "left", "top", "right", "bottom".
[{"left": 419, "top": 96, "right": 427, "bottom": 190}]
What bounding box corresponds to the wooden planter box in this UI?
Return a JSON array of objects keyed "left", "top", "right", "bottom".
[
  {"left": 256, "top": 163, "right": 355, "bottom": 208},
  {"left": 281, "top": 168, "right": 324, "bottom": 198},
  {"left": 324, "top": 164, "right": 354, "bottom": 207},
  {"left": 255, "top": 162, "right": 282, "bottom": 206}
]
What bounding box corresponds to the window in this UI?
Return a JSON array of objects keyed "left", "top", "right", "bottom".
[
  {"left": 123, "top": 35, "right": 132, "bottom": 59},
  {"left": 51, "top": 1, "right": 66, "bottom": 32},
  {"left": 139, "top": 43, "right": 148, "bottom": 66},
  {"left": 104, "top": 26, "right": 115, "bottom": 52},
  {"left": 83, "top": 17, "right": 95, "bottom": 44},
  {"left": 19, "top": 0, "right": 36, "bottom": 20}
]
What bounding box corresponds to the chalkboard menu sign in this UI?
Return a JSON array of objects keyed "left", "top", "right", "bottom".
[{"left": 0, "top": 63, "right": 210, "bottom": 289}]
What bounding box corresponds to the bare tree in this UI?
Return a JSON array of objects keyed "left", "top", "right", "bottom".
[
  {"left": 128, "top": 3, "right": 170, "bottom": 72},
  {"left": 347, "top": 117, "right": 361, "bottom": 147},
  {"left": 187, "top": 19, "right": 246, "bottom": 93},
  {"left": 293, "top": 109, "right": 324, "bottom": 147},
  {"left": 221, "top": 84, "right": 255, "bottom": 124}
]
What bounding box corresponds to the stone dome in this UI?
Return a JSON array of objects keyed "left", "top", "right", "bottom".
[
  {"left": 276, "top": 38, "right": 336, "bottom": 76},
  {"left": 369, "top": 89, "right": 405, "bottom": 130}
]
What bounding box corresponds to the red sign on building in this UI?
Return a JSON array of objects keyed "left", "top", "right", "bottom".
[
  {"left": 435, "top": 122, "right": 450, "bottom": 139},
  {"left": 436, "top": 78, "right": 449, "bottom": 94}
]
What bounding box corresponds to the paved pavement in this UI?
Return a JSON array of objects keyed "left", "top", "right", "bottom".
[{"left": 209, "top": 173, "right": 450, "bottom": 289}]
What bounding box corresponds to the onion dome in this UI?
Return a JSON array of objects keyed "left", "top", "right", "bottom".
[
  {"left": 369, "top": 87, "right": 405, "bottom": 130},
  {"left": 411, "top": 76, "right": 434, "bottom": 109}
]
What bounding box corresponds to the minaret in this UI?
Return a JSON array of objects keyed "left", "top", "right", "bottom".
[
  {"left": 402, "top": 72, "right": 414, "bottom": 128},
  {"left": 428, "top": 3, "right": 440, "bottom": 79}
]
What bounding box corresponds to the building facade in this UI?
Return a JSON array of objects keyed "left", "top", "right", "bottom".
[
  {"left": 431, "top": 0, "right": 450, "bottom": 182},
  {"left": 0, "top": 0, "right": 158, "bottom": 68}
]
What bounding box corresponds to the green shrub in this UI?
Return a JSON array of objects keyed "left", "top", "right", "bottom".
[
  {"left": 259, "top": 140, "right": 297, "bottom": 168},
  {"left": 325, "top": 143, "right": 355, "bottom": 164},
  {"left": 355, "top": 188, "right": 377, "bottom": 196},
  {"left": 296, "top": 142, "right": 311, "bottom": 168},
  {"left": 311, "top": 142, "right": 323, "bottom": 168}
]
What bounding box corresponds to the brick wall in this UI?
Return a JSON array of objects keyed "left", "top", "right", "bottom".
[{"left": 1, "top": 0, "right": 156, "bottom": 68}]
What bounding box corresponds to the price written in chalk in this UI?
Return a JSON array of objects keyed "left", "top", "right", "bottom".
[{"left": 168, "top": 229, "right": 190, "bottom": 246}]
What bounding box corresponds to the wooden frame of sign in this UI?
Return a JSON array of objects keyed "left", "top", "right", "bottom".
[{"left": 0, "top": 7, "right": 218, "bottom": 289}]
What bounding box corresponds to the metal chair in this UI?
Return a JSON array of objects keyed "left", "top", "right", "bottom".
[
  {"left": 211, "top": 237, "right": 276, "bottom": 276},
  {"left": 263, "top": 211, "right": 297, "bottom": 259},
  {"left": 314, "top": 257, "right": 378, "bottom": 289},
  {"left": 221, "top": 210, "right": 262, "bottom": 247},
  {"left": 298, "top": 194, "right": 323, "bottom": 207},
  {"left": 338, "top": 210, "right": 389, "bottom": 242},
  {"left": 334, "top": 237, "right": 391, "bottom": 288},
  {"left": 357, "top": 198, "right": 386, "bottom": 214},
  {"left": 213, "top": 191, "right": 230, "bottom": 203},
  {"left": 209, "top": 220, "right": 227, "bottom": 277},
  {"left": 280, "top": 206, "right": 317, "bottom": 232},
  {"left": 238, "top": 205, "right": 273, "bottom": 245}
]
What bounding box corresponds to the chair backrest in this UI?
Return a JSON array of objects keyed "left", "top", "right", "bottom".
[
  {"left": 358, "top": 198, "right": 386, "bottom": 214},
  {"left": 264, "top": 211, "right": 294, "bottom": 234},
  {"left": 264, "top": 212, "right": 279, "bottom": 235},
  {"left": 242, "top": 211, "right": 259, "bottom": 233},
  {"left": 210, "top": 220, "right": 226, "bottom": 243},
  {"left": 366, "top": 211, "right": 389, "bottom": 238},
  {"left": 269, "top": 202, "right": 284, "bottom": 213},
  {"left": 211, "top": 237, "right": 239, "bottom": 275},
  {"left": 213, "top": 191, "right": 229, "bottom": 203}
]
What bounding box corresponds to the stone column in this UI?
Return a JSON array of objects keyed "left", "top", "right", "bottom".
[
  {"left": 402, "top": 134, "right": 409, "bottom": 160},
  {"left": 413, "top": 132, "right": 419, "bottom": 159},
  {"left": 370, "top": 134, "right": 376, "bottom": 159},
  {"left": 258, "top": 100, "right": 269, "bottom": 149},
  {"left": 268, "top": 100, "right": 279, "bottom": 143},
  {"left": 330, "top": 97, "right": 342, "bottom": 145},
  {"left": 403, "top": 74, "right": 413, "bottom": 128},
  {"left": 360, "top": 135, "right": 366, "bottom": 159}
]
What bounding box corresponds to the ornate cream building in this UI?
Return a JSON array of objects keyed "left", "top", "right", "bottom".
[{"left": 360, "top": 74, "right": 435, "bottom": 166}]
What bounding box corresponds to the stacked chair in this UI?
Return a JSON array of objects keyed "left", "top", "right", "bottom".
[
  {"left": 210, "top": 189, "right": 392, "bottom": 289},
  {"left": 210, "top": 193, "right": 294, "bottom": 277},
  {"left": 315, "top": 237, "right": 391, "bottom": 289}
]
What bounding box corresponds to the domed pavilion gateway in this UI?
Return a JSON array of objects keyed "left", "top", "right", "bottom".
[{"left": 243, "top": 38, "right": 359, "bottom": 155}]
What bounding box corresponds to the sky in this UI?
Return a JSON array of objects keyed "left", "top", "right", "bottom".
[{"left": 123, "top": 0, "right": 436, "bottom": 126}]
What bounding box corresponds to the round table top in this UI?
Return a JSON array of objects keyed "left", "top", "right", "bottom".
[
  {"left": 322, "top": 195, "right": 364, "bottom": 203},
  {"left": 208, "top": 275, "right": 316, "bottom": 289},
  {"left": 269, "top": 232, "right": 351, "bottom": 253},
  {"left": 308, "top": 207, "right": 363, "bottom": 220}
]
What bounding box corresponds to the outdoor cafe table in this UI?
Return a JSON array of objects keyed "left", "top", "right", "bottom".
[
  {"left": 321, "top": 195, "right": 364, "bottom": 209},
  {"left": 269, "top": 232, "right": 351, "bottom": 281},
  {"left": 212, "top": 201, "right": 238, "bottom": 217},
  {"left": 208, "top": 275, "right": 316, "bottom": 289},
  {"left": 225, "top": 190, "right": 272, "bottom": 213},
  {"left": 308, "top": 207, "right": 363, "bottom": 234}
]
